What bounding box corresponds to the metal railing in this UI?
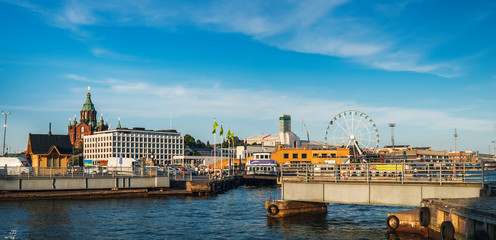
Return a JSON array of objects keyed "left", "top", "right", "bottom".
[
  {"left": 0, "top": 166, "right": 170, "bottom": 179},
  {"left": 281, "top": 162, "right": 495, "bottom": 185}
]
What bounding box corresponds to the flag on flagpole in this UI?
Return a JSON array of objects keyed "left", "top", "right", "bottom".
[
  {"left": 227, "top": 129, "right": 233, "bottom": 142},
  {"left": 212, "top": 120, "right": 218, "bottom": 134},
  {"left": 219, "top": 124, "right": 224, "bottom": 136}
]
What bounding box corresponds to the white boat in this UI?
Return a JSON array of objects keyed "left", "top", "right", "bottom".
[{"left": 246, "top": 152, "right": 279, "bottom": 176}]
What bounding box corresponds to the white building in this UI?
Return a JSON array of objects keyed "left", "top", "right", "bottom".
[
  {"left": 236, "top": 145, "right": 277, "bottom": 159},
  {"left": 83, "top": 128, "right": 183, "bottom": 166},
  {"left": 245, "top": 114, "right": 300, "bottom": 148}
]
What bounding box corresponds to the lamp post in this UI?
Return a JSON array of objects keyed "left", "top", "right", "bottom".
[
  {"left": 2, "top": 111, "right": 11, "bottom": 156},
  {"left": 454, "top": 129, "right": 458, "bottom": 161},
  {"left": 389, "top": 123, "right": 395, "bottom": 162},
  {"left": 492, "top": 140, "right": 495, "bottom": 159}
]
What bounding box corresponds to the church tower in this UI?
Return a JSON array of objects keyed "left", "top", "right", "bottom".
[
  {"left": 80, "top": 87, "right": 97, "bottom": 125},
  {"left": 68, "top": 87, "right": 109, "bottom": 148}
]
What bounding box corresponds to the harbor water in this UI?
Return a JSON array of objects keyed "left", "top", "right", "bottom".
[{"left": 0, "top": 186, "right": 418, "bottom": 240}]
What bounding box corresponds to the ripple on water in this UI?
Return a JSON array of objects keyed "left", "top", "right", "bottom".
[{"left": 0, "top": 186, "right": 417, "bottom": 240}]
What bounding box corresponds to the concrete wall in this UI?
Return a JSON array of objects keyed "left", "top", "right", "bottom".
[
  {"left": 0, "top": 176, "right": 170, "bottom": 191},
  {"left": 282, "top": 182, "right": 482, "bottom": 207}
]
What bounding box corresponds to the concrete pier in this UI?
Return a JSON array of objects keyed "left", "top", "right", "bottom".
[
  {"left": 387, "top": 197, "right": 496, "bottom": 239},
  {"left": 0, "top": 176, "right": 241, "bottom": 200},
  {"left": 265, "top": 200, "right": 327, "bottom": 218},
  {"left": 0, "top": 176, "right": 170, "bottom": 191}
]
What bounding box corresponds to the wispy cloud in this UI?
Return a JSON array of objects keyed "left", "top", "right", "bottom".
[
  {"left": 64, "top": 73, "right": 109, "bottom": 84},
  {"left": 374, "top": 0, "right": 420, "bottom": 17},
  {"left": 62, "top": 0, "right": 96, "bottom": 25},
  {"left": 65, "top": 73, "right": 89, "bottom": 81},
  {"left": 6, "top": 0, "right": 463, "bottom": 77},
  {"left": 91, "top": 48, "right": 145, "bottom": 62}
]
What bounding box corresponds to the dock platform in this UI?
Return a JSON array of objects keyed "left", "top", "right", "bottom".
[
  {"left": 388, "top": 197, "right": 496, "bottom": 239},
  {"left": 0, "top": 176, "right": 241, "bottom": 200}
]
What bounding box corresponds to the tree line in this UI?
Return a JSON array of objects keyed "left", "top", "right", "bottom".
[{"left": 183, "top": 134, "right": 244, "bottom": 149}]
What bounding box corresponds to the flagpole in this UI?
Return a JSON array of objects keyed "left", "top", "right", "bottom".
[
  {"left": 214, "top": 132, "right": 216, "bottom": 176},
  {"left": 229, "top": 130, "right": 233, "bottom": 175},
  {"left": 230, "top": 135, "right": 233, "bottom": 175},
  {"left": 231, "top": 132, "right": 236, "bottom": 175},
  {"left": 212, "top": 119, "right": 218, "bottom": 178},
  {"left": 227, "top": 132, "right": 230, "bottom": 176},
  {"left": 220, "top": 132, "right": 223, "bottom": 178}
]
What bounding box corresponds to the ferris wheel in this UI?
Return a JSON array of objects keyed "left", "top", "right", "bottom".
[{"left": 324, "top": 110, "right": 379, "bottom": 154}]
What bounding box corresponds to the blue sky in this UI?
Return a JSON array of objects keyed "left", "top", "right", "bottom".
[{"left": 0, "top": 0, "right": 495, "bottom": 153}]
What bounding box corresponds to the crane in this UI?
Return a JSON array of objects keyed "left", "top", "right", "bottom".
[{"left": 302, "top": 118, "right": 310, "bottom": 143}]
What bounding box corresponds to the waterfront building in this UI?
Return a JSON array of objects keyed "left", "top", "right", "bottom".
[
  {"left": 270, "top": 145, "right": 351, "bottom": 164},
  {"left": 378, "top": 145, "right": 449, "bottom": 162},
  {"left": 236, "top": 145, "right": 277, "bottom": 160},
  {"left": 68, "top": 88, "right": 109, "bottom": 148},
  {"left": 83, "top": 127, "right": 183, "bottom": 166},
  {"left": 26, "top": 132, "right": 73, "bottom": 174},
  {"left": 246, "top": 114, "right": 300, "bottom": 148},
  {"left": 448, "top": 151, "right": 477, "bottom": 162}
]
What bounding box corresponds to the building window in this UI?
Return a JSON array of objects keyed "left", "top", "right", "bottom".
[
  {"left": 302, "top": 153, "right": 307, "bottom": 159},
  {"left": 81, "top": 126, "right": 84, "bottom": 132},
  {"left": 292, "top": 153, "right": 298, "bottom": 158},
  {"left": 284, "top": 153, "right": 289, "bottom": 159}
]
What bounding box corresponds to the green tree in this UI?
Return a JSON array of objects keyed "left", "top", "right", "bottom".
[
  {"left": 196, "top": 139, "right": 206, "bottom": 148},
  {"left": 184, "top": 134, "right": 196, "bottom": 148}
]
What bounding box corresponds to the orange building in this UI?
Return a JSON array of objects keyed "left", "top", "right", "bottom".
[
  {"left": 68, "top": 88, "right": 109, "bottom": 148},
  {"left": 270, "top": 146, "right": 350, "bottom": 164}
]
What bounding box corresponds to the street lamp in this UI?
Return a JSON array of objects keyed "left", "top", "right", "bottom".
[
  {"left": 389, "top": 123, "right": 395, "bottom": 161},
  {"left": 492, "top": 141, "right": 495, "bottom": 157},
  {"left": 453, "top": 129, "right": 458, "bottom": 161},
  {"left": 2, "top": 111, "right": 11, "bottom": 156}
]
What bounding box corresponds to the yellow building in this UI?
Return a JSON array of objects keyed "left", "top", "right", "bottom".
[
  {"left": 26, "top": 133, "right": 74, "bottom": 175},
  {"left": 271, "top": 146, "right": 350, "bottom": 164}
]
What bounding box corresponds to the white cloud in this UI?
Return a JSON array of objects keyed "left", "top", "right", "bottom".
[
  {"left": 91, "top": 48, "right": 145, "bottom": 62},
  {"left": 65, "top": 73, "right": 88, "bottom": 81},
  {"left": 63, "top": 0, "right": 96, "bottom": 25},
  {"left": 6, "top": 0, "right": 461, "bottom": 77},
  {"left": 374, "top": 0, "right": 420, "bottom": 17}
]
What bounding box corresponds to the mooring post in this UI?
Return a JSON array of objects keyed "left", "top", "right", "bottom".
[
  {"left": 439, "top": 164, "right": 442, "bottom": 186},
  {"left": 335, "top": 164, "right": 338, "bottom": 183},
  {"left": 481, "top": 159, "right": 485, "bottom": 189},
  {"left": 366, "top": 162, "right": 369, "bottom": 183},
  {"left": 280, "top": 164, "right": 284, "bottom": 182},
  {"left": 305, "top": 164, "right": 308, "bottom": 183}
]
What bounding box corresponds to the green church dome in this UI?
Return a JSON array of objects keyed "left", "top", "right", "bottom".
[{"left": 81, "top": 90, "right": 96, "bottom": 112}]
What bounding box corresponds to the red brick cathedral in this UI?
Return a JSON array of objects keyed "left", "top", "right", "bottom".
[{"left": 68, "top": 87, "right": 109, "bottom": 148}]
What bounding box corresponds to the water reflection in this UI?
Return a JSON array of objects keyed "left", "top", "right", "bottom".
[{"left": 0, "top": 186, "right": 424, "bottom": 240}]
